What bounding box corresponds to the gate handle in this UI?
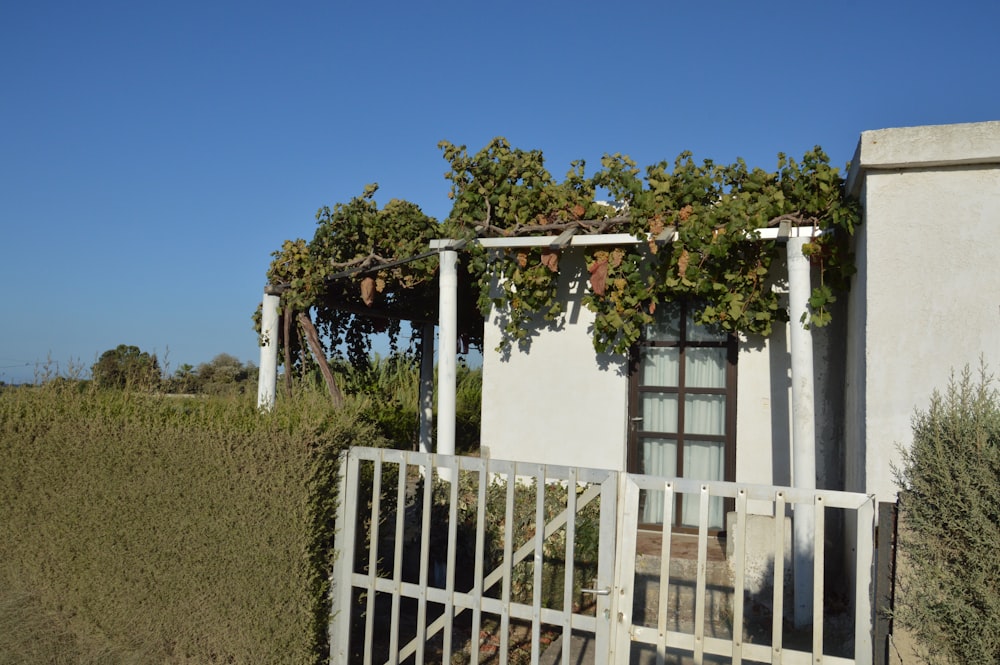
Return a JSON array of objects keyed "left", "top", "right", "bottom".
[{"left": 581, "top": 586, "right": 611, "bottom": 596}]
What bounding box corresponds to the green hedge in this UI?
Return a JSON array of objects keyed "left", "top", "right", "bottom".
[
  {"left": 0, "top": 383, "right": 385, "bottom": 665},
  {"left": 895, "top": 366, "right": 1000, "bottom": 664}
]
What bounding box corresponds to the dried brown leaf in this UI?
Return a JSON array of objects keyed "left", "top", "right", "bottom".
[
  {"left": 589, "top": 258, "right": 609, "bottom": 296},
  {"left": 360, "top": 276, "right": 375, "bottom": 306},
  {"left": 540, "top": 249, "right": 559, "bottom": 272}
]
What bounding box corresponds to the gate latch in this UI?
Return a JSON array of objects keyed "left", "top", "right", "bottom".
[{"left": 580, "top": 586, "right": 611, "bottom": 596}]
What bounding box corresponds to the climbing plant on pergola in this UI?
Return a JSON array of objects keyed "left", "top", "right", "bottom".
[{"left": 260, "top": 137, "right": 859, "bottom": 401}]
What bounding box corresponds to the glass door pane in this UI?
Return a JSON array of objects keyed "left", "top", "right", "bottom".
[
  {"left": 641, "top": 393, "right": 678, "bottom": 433},
  {"left": 680, "top": 440, "right": 726, "bottom": 528},
  {"left": 685, "top": 347, "right": 726, "bottom": 388},
  {"left": 642, "top": 347, "right": 679, "bottom": 386},
  {"left": 684, "top": 394, "right": 726, "bottom": 435},
  {"left": 641, "top": 438, "right": 677, "bottom": 523}
]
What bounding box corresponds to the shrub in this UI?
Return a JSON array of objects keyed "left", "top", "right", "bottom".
[
  {"left": 894, "top": 365, "right": 1000, "bottom": 664},
  {"left": 330, "top": 354, "right": 482, "bottom": 453},
  {"left": 0, "top": 381, "right": 386, "bottom": 664}
]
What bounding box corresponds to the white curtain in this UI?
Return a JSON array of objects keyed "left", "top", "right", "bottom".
[
  {"left": 685, "top": 347, "right": 726, "bottom": 388},
  {"left": 640, "top": 344, "right": 727, "bottom": 528},
  {"left": 641, "top": 439, "right": 724, "bottom": 527},
  {"left": 680, "top": 440, "right": 726, "bottom": 528},
  {"left": 681, "top": 347, "right": 726, "bottom": 527},
  {"left": 641, "top": 438, "right": 676, "bottom": 523},
  {"left": 642, "top": 347, "right": 679, "bottom": 385}
]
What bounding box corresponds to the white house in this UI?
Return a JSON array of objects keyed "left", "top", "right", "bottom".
[
  {"left": 476, "top": 120, "right": 1000, "bottom": 524},
  {"left": 255, "top": 120, "right": 1000, "bottom": 520}
]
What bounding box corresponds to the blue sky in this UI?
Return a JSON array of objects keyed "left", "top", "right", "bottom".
[{"left": 2, "top": 0, "right": 997, "bottom": 384}]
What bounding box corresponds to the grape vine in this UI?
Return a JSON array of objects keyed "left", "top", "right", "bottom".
[{"left": 263, "top": 137, "right": 859, "bottom": 371}]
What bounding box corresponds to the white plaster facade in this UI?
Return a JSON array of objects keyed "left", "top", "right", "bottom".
[
  {"left": 480, "top": 120, "right": 1000, "bottom": 506},
  {"left": 479, "top": 247, "right": 826, "bottom": 503},
  {"left": 479, "top": 248, "right": 630, "bottom": 472},
  {"left": 844, "top": 120, "right": 1000, "bottom": 502}
]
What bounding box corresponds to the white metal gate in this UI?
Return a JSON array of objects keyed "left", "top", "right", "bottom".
[
  {"left": 613, "top": 473, "right": 875, "bottom": 665},
  {"left": 329, "top": 448, "right": 875, "bottom": 665},
  {"left": 329, "top": 447, "right": 619, "bottom": 665}
]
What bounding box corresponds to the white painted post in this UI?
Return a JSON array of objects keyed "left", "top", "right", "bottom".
[
  {"left": 257, "top": 290, "right": 280, "bottom": 411},
  {"left": 437, "top": 247, "right": 458, "bottom": 480},
  {"left": 787, "top": 234, "right": 817, "bottom": 628},
  {"left": 419, "top": 322, "right": 435, "bottom": 455}
]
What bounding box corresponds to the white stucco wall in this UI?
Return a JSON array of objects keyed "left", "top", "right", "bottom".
[
  {"left": 846, "top": 120, "right": 1000, "bottom": 502},
  {"left": 479, "top": 248, "right": 630, "bottom": 471},
  {"left": 478, "top": 247, "right": 841, "bottom": 497}
]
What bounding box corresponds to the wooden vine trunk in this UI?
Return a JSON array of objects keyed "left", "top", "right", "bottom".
[{"left": 296, "top": 311, "right": 345, "bottom": 407}]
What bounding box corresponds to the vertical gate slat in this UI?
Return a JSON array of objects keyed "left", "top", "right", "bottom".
[
  {"left": 363, "top": 453, "right": 383, "bottom": 665},
  {"left": 656, "top": 481, "right": 675, "bottom": 665},
  {"left": 330, "top": 449, "right": 360, "bottom": 664},
  {"left": 772, "top": 491, "right": 786, "bottom": 665},
  {"left": 443, "top": 456, "right": 460, "bottom": 661},
  {"left": 731, "top": 488, "right": 748, "bottom": 665},
  {"left": 530, "top": 466, "right": 546, "bottom": 665},
  {"left": 561, "top": 467, "right": 578, "bottom": 665},
  {"left": 693, "top": 484, "right": 710, "bottom": 665},
  {"left": 415, "top": 457, "right": 434, "bottom": 665},
  {"left": 613, "top": 475, "right": 641, "bottom": 664},
  {"left": 500, "top": 461, "right": 515, "bottom": 665},
  {"left": 812, "top": 496, "right": 826, "bottom": 662},
  {"left": 470, "top": 457, "right": 488, "bottom": 665},
  {"left": 595, "top": 470, "right": 617, "bottom": 664},
  {"left": 388, "top": 454, "right": 407, "bottom": 663}
]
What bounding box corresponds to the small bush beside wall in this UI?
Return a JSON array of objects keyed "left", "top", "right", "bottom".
[
  {"left": 0, "top": 383, "right": 385, "bottom": 664},
  {"left": 895, "top": 366, "right": 1000, "bottom": 665}
]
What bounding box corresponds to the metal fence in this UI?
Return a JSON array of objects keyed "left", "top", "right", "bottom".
[{"left": 329, "top": 447, "right": 876, "bottom": 665}]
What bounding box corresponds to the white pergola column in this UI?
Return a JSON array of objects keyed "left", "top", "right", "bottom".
[
  {"left": 257, "top": 290, "right": 280, "bottom": 411},
  {"left": 787, "top": 234, "right": 818, "bottom": 628},
  {"left": 436, "top": 247, "right": 458, "bottom": 474}
]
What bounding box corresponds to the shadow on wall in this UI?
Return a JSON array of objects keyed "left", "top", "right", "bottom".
[
  {"left": 725, "top": 511, "right": 854, "bottom": 659},
  {"left": 765, "top": 292, "right": 848, "bottom": 491},
  {"left": 767, "top": 320, "right": 792, "bottom": 488}
]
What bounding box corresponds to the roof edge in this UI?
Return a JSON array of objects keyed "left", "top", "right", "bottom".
[{"left": 846, "top": 120, "right": 1000, "bottom": 196}]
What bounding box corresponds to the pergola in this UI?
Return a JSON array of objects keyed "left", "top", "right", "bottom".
[{"left": 256, "top": 223, "right": 823, "bottom": 624}]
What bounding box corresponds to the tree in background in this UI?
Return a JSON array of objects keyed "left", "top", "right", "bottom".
[
  {"left": 162, "top": 354, "right": 258, "bottom": 395},
  {"left": 91, "top": 345, "right": 161, "bottom": 390},
  {"left": 195, "top": 353, "right": 257, "bottom": 394},
  {"left": 169, "top": 363, "right": 197, "bottom": 393},
  {"left": 895, "top": 365, "right": 1000, "bottom": 664}
]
